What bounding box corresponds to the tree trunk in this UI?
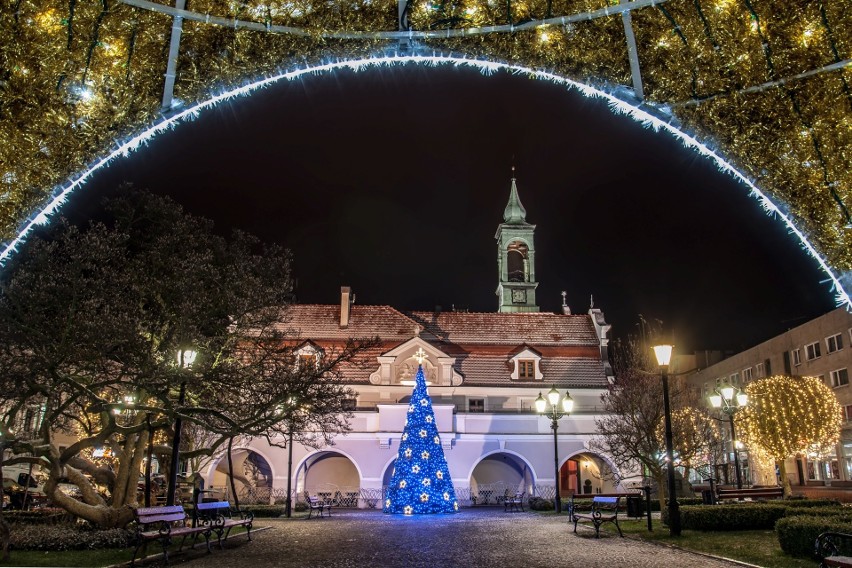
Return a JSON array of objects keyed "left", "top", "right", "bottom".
[
  {"left": 43, "top": 465, "right": 134, "bottom": 528},
  {"left": 656, "top": 473, "right": 668, "bottom": 516},
  {"left": 0, "top": 449, "right": 9, "bottom": 561},
  {"left": 779, "top": 459, "right": 792, "bottom": 497},
  {"left": 227, "top": 437, "right": 240, "bottom": 511}
]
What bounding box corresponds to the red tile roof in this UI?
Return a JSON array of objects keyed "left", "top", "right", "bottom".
[
  {"left": 275, "top": 305, "right": 420, "bottom": 341},
  {"left": 275, "top": 305, "right": 609, "bottom": 387},
  {"left": 407, "top": 311, "right": 600, "bottom": 346}
]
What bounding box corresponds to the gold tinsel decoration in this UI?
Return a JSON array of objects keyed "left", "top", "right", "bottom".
[{"left": 1, "top": 0, "right": 850, "bottom": 283}]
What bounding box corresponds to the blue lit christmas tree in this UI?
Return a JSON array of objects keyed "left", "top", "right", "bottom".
[{"left": 384, "top": 349, "right": 458, "bottom": 515}]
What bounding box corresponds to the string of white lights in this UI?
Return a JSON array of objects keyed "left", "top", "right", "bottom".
[
  {"left": 118, "top": 0, "right": 667, "bottom": 38},
  {"left": 4, "top": 54, "right": 848, "bottom": 309}
]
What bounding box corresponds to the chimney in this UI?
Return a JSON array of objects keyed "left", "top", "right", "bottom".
[
  {"left": 340, "top": 286, "right": 351, "bottom": 328},
  {"left": 561, "top": 291, "right": 571, "bottom": 315}
]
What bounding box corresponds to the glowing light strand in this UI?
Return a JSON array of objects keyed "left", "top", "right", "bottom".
[
  {"left": 3, "top": 54, "right": 848, "bottom": 310},
  {"left": 118, "top": 0, "right": 668, "bottom": 39}
]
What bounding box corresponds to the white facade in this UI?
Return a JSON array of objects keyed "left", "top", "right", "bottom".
[
  {"left": 204, "top": 178, "right": 628, "bottom": 506},
  {"left": 687, "top": 307, "right": 852, "bottom": 487}
]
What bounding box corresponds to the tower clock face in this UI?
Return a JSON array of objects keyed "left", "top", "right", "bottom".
[{"left": 512, "top": 289, "right": 526, "bottom": 303}]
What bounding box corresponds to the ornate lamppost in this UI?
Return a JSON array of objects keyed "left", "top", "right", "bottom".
[
  {"left": 709, "top": 386, "right": 748, "bottom": 489},
  {"left": 167, "top": 349, "right": 196, "bottom": 506},
  {"left": 535, "top": 386, "right": 573, "bottom": 513},
  {"left": 652, "top": 344, "right": 681, "bottom": 536}
]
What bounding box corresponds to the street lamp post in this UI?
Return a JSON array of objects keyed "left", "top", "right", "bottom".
[
  {"left": 709, "top": 386, "right": 748, "bottom": 489},
  {"left": 144, "top": 414, "right": 154, "bottom": 507},
  {"left": 168, "top": 349, "right": 196, "bottom": 506},
  {"left": 652, "top": 344, "right": 681, "bottom": 537},
  {"left": 535, "top": 386, "right": 574, "bottom": 514},
  {"left": 285, "top": 429, "right": 294, "bottom": 518}
]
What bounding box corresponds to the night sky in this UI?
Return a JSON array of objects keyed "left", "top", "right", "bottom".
[{"left": 62, "top": 62, "right": 836, "bottom": 353}]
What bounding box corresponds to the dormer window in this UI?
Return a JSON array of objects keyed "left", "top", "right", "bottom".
[
  {"left": 510, "top": 348, "right": 543, "bottom": 381},
  {"left": 294, "top": 342, "right": 322, "bottom": 370},
  {"left": 299, "top": 353, "right": 316, "bottom": 369}
]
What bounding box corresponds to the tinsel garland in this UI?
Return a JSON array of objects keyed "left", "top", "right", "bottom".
[{"left": 0, "top": 0, "right": 849, "bottom": 284}]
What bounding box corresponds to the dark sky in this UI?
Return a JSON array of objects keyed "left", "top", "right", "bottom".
[{"left": 63, "top": 62, "right": 836, "bottom": 353}]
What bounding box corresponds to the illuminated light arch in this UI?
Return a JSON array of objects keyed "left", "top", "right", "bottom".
[{"left": 4, "top": 54, "right": 849, "bottom": 308}]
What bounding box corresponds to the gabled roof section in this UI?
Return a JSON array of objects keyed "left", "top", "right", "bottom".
[
  {"left": 275, "top": 304, "right": 420, "bottom": 341},
  {"left": 406, "top": 311, "right": 600, "bottom": 346}
]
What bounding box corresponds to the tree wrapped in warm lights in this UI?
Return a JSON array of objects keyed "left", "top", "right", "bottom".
[
  {"left": 384, "top": 362, "right": 458, "bottom": 515},
  {"left": 656, "top": 407, "right": 724, "bottom": 484},
  {"left": 0, "top": 190, "right": 372, "bottom": 528},
  {"left": 1, "top": 0, "right": 850, "bottom": 293},
  {"left": 738, "top": 375, "right": 842, "bottom": 497}
]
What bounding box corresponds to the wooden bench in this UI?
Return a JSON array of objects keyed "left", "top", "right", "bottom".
[
  {"left": 568, "top": 495, "right": 624, "bottom": 538},
  {"left": 816, "top": 532, "right": 852, "bottom": 567},
  {"left": 716, "top": 486, "right": 784, "bottom": 502},
  {"left": 195, "top": 501, "right": 254, "bottom": 549},
  {"left": 307, "top": 495, "right": 331, "bottom": 518},
  {"left": 131, "top": 505, "right": 211, "bottom": 567},
  {"left": 503, "top": 491, "right": 525, "bottom": 513}
]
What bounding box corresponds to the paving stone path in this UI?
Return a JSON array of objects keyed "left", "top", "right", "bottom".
[{"left": 182, "top": 508, "right": 744, "bottom": 568}]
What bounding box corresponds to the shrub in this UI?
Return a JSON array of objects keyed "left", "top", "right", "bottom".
[
  {"left": 783, "top": 499, "right": 843, "bottom": 509},
  {"left": 2, "top": 509, "right": 75, "bottom": 525},
  {"left": 10, "top": 524, "right": 133, "bottom": 551},
  {"left": 675, "top": 504, "right": 788, "bottom": 531},
  {"left": 294, "top": 501, "right": 308, "bottom": 512},
  {"left": 776, "top": 515, "right": 852, "bottom": 557},
  {"left": 238, "top": 504, "right": 283, "bottom": 518},
  {"left": 528, "top": 497, "right": 553, "bottom": 511},
  {"left": 781, "top": 506, "right": 852, "bottom": 521}
]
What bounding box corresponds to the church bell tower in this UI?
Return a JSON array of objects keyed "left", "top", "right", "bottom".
[{"left": 495, "top": 175, "right": 539, "bottom": 313}]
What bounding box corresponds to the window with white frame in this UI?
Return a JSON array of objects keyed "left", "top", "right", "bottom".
[
  {"left": 509, "top": 348, "right": 543, "bottom": 381},
  {"left": 806, "top": 341, "right": 821, "bottom": 361},
  {"left": 742, "top": 367, "right": 753, "bottom": 382},
  {"left": 830, "top": 368, "right": 849, "bottom": 388},
  {"left": 730, "top": 372, "right": 740, "bottom": 385},
  {"left": 792, "top": 348, "right": 802, "bottom": 366},
  {"left": 827, "top": 333, "right": 844, "bottom": 354},
  {"left": 756, "top": 362, "right": 765, "bottom": 378}
]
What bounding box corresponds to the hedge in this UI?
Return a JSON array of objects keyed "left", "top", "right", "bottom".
[
  {"left": 776, "top": 516, "right": 852, "bottom": 558},
  {"left": 529, "top": 497, "right": 554, "bottom": 511},
  {"left": 9, "top": 525, "right": 132, "bottom": 551},
  {"left": 663, "top": 499, "right": 849, "bottom": 531},
  {"left": 674, "top": 504, "right": 788, "bottom": 531},
  {"left": 238, "top": 504, "right": 284, "bottom": 518},
  {"left": 1, "top": 508, "right": 76, "bottom": 525}
]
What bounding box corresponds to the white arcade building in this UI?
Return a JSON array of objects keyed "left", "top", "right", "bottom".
[{"left": 205, "top": 178, "right": 626, "bottom": 506}]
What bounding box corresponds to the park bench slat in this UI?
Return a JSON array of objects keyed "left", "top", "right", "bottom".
[
  {"left": 194, "top": 500, "right": 254, "bottom": 549},
  {"left": 131, "top": 505, "right": 211, "bottom": 567},
  {"left": 717, "top": 487, "right": 783, "bottom": 501},
  {"left": 568, "top": 494, "right": 625, "bottom": 538}
]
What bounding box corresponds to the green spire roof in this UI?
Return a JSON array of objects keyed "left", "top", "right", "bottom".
[{"left": 502, "top": 177, "right": 528, "bottom": 224}]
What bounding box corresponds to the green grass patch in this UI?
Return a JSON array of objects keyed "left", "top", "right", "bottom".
[
  {"left": 600, "top": 519, "right": 819, "bottom": 568},
  {"left": 0, "top": 548, "right": 133, "bottom": 567},
  {"left": 0, "top": 524, "right": 259, "bottom": 567}
]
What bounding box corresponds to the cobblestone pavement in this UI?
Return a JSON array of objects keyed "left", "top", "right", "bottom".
[{"left": 179, "top": 509, "right": 744, "bottom": 568}]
